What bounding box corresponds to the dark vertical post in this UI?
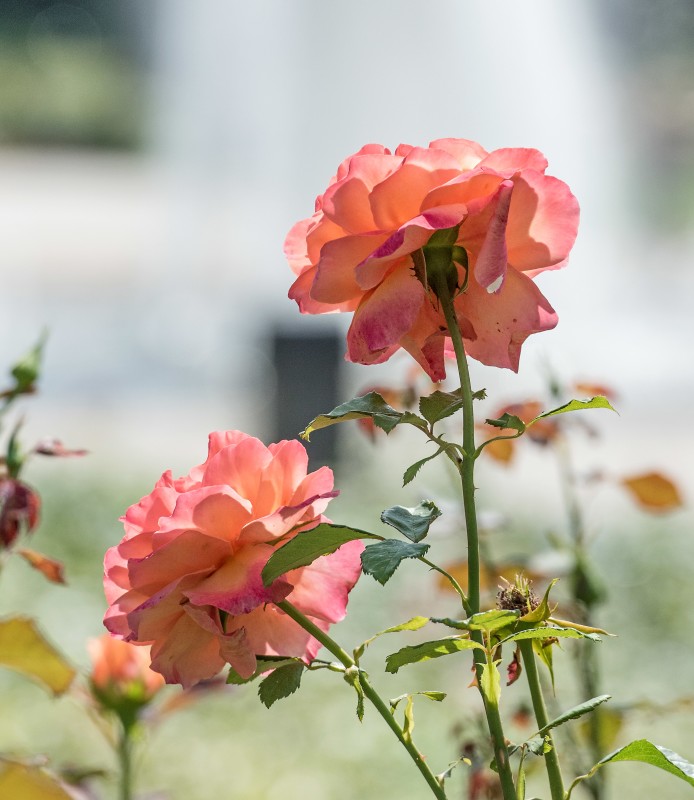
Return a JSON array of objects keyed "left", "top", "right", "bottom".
[{"left": 271, "top": 330, "right": 341, "bottom": 465}]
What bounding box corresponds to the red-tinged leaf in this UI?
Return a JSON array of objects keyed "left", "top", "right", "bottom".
[
  {"left": 34, "top": 439, "right": 88, "bottom": 458},
  {"left": 0, "top": 479, "right": 41, "bottom": 547},
  {"left": 507, "top": 647, "right": 522, "bottom": 686},
  {"left": 17, "top": 549, "right": 66, "bottom": 585},
  {"left": 621, "top": 472, "right": 683, "bottom": 512}
]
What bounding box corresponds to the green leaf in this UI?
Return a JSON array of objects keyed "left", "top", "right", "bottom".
[
  {"left": 353, "top": 616, "right": 430, "bottom": 662},
  {"left": 6, "top": 420, "right": 25, "bottom": 478},
  {"left": 533, "top": 638, "right": 555, "bottom": 691},
  {"left": 519, "top": 578, "right": 559, "bottom": 624},
  {"left": 452, "top": 609, "right": 520, "bottom": 633},
  {"left": 403, "top": 448, "right": 444, "bottom": 486},
  {"left": 227, "top": 656, "right": 301, "bottom": 685},
  {"left": 534, "top": 396, "right": 616, "bottom": 422},
  {"left": 516, "top": 760, "right": 526, "bottom": 800},
  {"left": 567, "top": 740, "right": 694, "bottom": 798},
  {"left": 485, "top": 413, "right": 526, "bottom": 433},
  {"left": 257, "top": 662, "right": 304, "bottom": 708},
  {"left": 419, "top": 389, "right": 465, "bottom": 424},
  {"left": 262, "top": 524, "right": 380, "bottom": 586},
  {"left": 391, "top": 690, "right": 448, "bottom": 708},
  {"left": 390, "top": 691, "right": 447, "bottom": 742},
  {"left": 399, "top": 411, "right": 429, "bottom": 431},
  {"left": 361, "top": 540, "right": 429, "bottom": 585},
  {"left": 9, "top": 333, "right": 46, "bottom": 395},
  {"left": 0, "top": 616, "right": 75, "bottom": 695},
  {"left": 421, "top": 690, "right": 447, "bottom": 702},
  {"left": 403, "top": 695, "right": 415, "bottom": 742},
  {"left": 300, "top": 392, "right": 402, "bottom": 440},
  {"left": 537, "top": 695, "right": 611, "bottom": 736},
  {"left": 385, "top": 637, "right": 481, "bottom": 673},
  {"left": 527, "top": 736, "right": 553, "bottom": 756},
  {"left": 341, "top": 665, "right": 366, "bottom": 721},
  {"left": 355, "top": 679, "right": 365, "bottom": 721},
  {"left": 480, "top": 660, "right": 501, "bottom": 706},
  {"left": 380, "top": 501, "right": 441, "bottom": 542},
  {"left": 498, "top": 626, "right": 602, "bottom": 647},
  {"left": 437, "top": 757, "right": 472, "bottom": 787}
]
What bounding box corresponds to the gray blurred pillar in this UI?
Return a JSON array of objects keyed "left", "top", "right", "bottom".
[{"left": 271, "top": 331, "right": 340, "bottom": 465}]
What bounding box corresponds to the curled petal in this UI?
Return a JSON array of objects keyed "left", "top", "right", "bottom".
[
  {"left": 474, "top": 180, "right": 514, "bottom": 292},
  {"left": 183, "top": 545, "right": 292, "bottom": 615},
  {"left": 347, "top": 267, "right": 426, "bottom": 365},
  {"left": 505, "top": 171, "right": 580, "bottom": 271}
]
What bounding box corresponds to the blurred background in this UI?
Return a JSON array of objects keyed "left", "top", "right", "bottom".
[{"left": 0, "top": 1, "right": 692, "bottom": 798}]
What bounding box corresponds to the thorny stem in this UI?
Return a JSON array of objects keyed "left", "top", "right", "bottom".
[
  {"left": 277, "top": 600, "right": 448, "bottom": 800},
  {"left": 431, "top": 268, "right": 516, "bottom": 800},
  {"left": 519, "top": 640, "right": 566, "bottom": 800}
]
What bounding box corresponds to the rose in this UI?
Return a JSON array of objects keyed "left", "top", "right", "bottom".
[
  {"left": 103, "top": 431, "right": 363, "bottom": 688},
  {"left": 286, "top": 138, "right": 579, "bottom": 381},
  {"left": 88, "top": 634, "right": 164, "bottom": 704}
]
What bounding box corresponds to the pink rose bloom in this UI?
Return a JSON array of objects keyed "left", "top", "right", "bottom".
[
  {"left": 88, "top": 634, "right": 164, "bottom": 701},
  {"left": 286, "top": 138, "right": 579, "bottom": 381},
  {"left": 104, "top": 432, "right": 362, "bottom": 689}
]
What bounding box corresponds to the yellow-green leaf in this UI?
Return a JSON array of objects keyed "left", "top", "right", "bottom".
[
  {"left": 0, "top": 759, "right": 72, "bottom": 799},
  {"left": 0, "top": 616, "right": 75, "bottom": 694}
]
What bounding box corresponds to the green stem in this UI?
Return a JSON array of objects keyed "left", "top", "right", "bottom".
[
  {"left": 432, "top": 272, "right": 516, "bottom": 800},
  {"left": 519, "top": 640, "right": 565, "bottom": 800},
  {"left": 419, "top": 556, "right": 472, "bottom": 616},
  {"left": 117, "top": 723, "right": 133, "bottom": 800},
  {"left": 277, "top": 600, "right": 447, "bottom": 800},
  {"left": 555, "top": 436, "right": 605, "bottom": 800}
]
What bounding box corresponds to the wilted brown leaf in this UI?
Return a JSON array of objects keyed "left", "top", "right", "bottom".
[
  {"left": 622, "top": 472, "right": 683, "bottom": 512},
  {"left": 34, "top": 439, "right": 88, "bottom": 458},
  {"left": 506, "top": 648, "right": 522, "bottom": 686},
  {"left": 0, "top": 479, "right": 40, "bottom": 547},
  {"left": 17, "top": 549, "right": 66, "bottom": 585}
]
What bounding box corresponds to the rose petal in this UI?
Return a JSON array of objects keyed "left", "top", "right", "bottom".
[
  {"left": 183, "top": 544, "right": 292, "bottom": 615},
  {"left": 505, "top": 171, "right": 580, "bottom": 271},
  {"left": 369, "top": 147, "right": 461, "bottom": 230},
  {"left": 346, "top": 267, "right": 426, "bottom": 364},
  {"left": 479, "top": 147, "right": 548, "bottom": 174},
  {"left": 457, "top": 266, "right": 557, "bottom": 371},
  {"left": 285, "top": 539, "right": 364, "bottom": 623},
  {"left": 149, "top": 613, "right": 224, "bottom": 688},
  {"left": 474, "top": 180, "right": 514, "bottom": 292}
]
